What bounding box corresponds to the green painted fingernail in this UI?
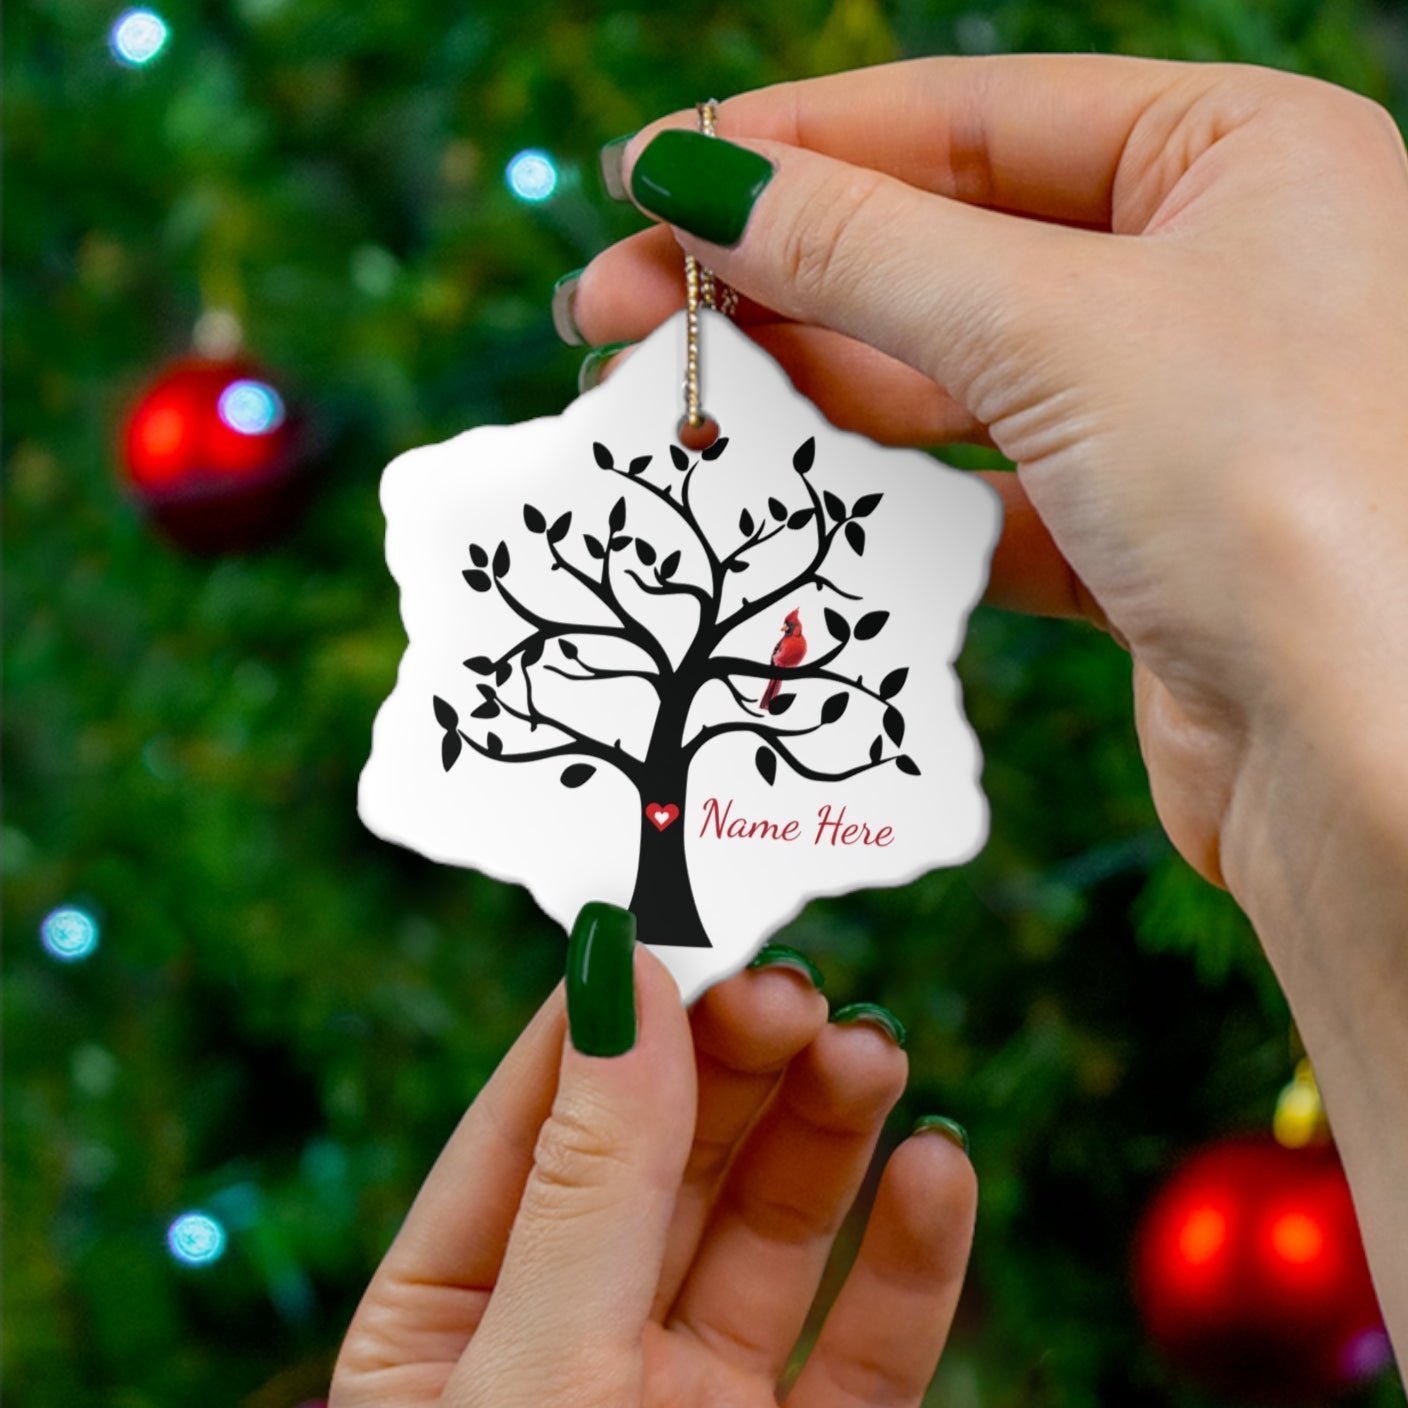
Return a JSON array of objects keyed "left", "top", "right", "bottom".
[
  {"left": 629, "top": 129, "right": 775, "bottom": 248},
  {"left": 599, "top": 134, "right": 632, "bottom": 201},
  {"left": 912, "top": 1114, "right": 970, "bottom": 1155},
  {"left": 551, "top": 269, "right": 585, "bottom": 346},
  {"left": 566, "top": 902, "right": 637, "bottom": 1057},
  {"left": 832, "top": 1001, "right": 907, "bottom": 1049},
  {"left": 578, "top": 341, "right": 633, "bottom": 395},
  {"left": 747, "top": 943, "right": 825, "bottom": 992}
]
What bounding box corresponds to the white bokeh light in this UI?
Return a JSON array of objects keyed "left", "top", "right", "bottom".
[
  {"left": 217, "top": 380, "right": 285, "bottom": 435},
  {"left": 166, "top": 1211, "right": 227, "bottom": 1266},
  {"left": 109, "top": 8, "right": 169, "bottom": 66},
  {"left": 41, "top": 907, "right": 100, "bottom": 962},
  {"left": 505, "top": 149, "right": 559, "bottom": 203}
]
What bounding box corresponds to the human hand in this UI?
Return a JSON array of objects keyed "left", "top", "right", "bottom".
[
  {"left": 330, "top": 906, "right": 976, "bottom": 1408},
  {"left": 568, "top": 55, "right": 1408, "bottom": 915},
  {"left": 564, "top": 56, "right": 1408, "bottom": 1360}
]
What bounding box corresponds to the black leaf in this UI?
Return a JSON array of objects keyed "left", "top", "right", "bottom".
[
  {"left": 469, "top": 543, "right": 488, "bottom": 568},
  {"left": 767, "top": 693, "right": 795, "bottom": 716},
  {"left": 787, "top": 508, "right": 815, "bottom": 530},
  {"left": 522, "top": 638, "right": 543, "bottom": 667},
  {"left": 879, "top": 667, "right": 908, "bottom": 700},
  {"left": 584, "top": 534, "right": 606, "bottom": 560},
  {"left": 768, "top": 496, "right": 788, "bottom": 521},
  {"left": 609, "top": 535, "right": 631, "bottom": 552},
  {"left": 635, "top": 538, "right": 657, "bottom": 566},
  {"left": 727, "top": 559, "right": 749, "bottom": 573},
  {"left": 701, "top": 436, "right": 729, "bottom": 460},
  {"left": 739, "top": 508, "right": 754, "bottom": 536},
  {"left": 441, "top": 731, "right": 462, "bottom": 771},
  {"left": 870, "top": 735, "right": 883, "bottom": 763},
  {"left": 592, "top": 442, "right": 614, "bottom": 469},
  {"left": 852, "top": 492, "right": 883, "bottom": 518},
  {"left": 854, "top": 610, "right": 889, "bottom": 640},
  {"left": 493, "top": 541, "right": 510, "bottom": 577},
  {"left": 561, "top": 762, "right": 596, "bottom": 788},
  {"left": 486, "top": 732, "right": 503, "bottom": 757},
  {"left": 669, "top": 444, "right": 689, "bottom": 471},
  {"left": 823, "top": 490, "right": 847, "bottom": 523},
  {"left": 494, "top": 661, "right": 512, "bottom": 686},
  {"left": 845, "top": 521, "right": 866, "bottom": 556},
  {"left": 475, "top": 681, "right": 496, "bottom": 701},
  {"left": 824, "top": 607, "right": 850, "bottom": 642},
  {"left": 660, "top": 550, "right": 680, "bottom": 580},
  {"left": 609, "top": 496, "right": 626, "bottom": 532},
  {"left": 463, "top": 656, "right": 494, "bottom": 675},
  {"left": 820, "top": 692, "right": 849, "bottom": 724},
  {"left": 755, "top": 747, "right": 777, "bottom": 786},
  {"left": 432, "top": 696, "right": 458, "bottom": 729},
  {"left": 793, "top": 437, "right": 815, "bottom": 474},
  {"left": 547, "top": 512, "right": 572, "bottom": 544},
  {"left": 462, "top": 569, "right": 492, "bottom": 592},
  {"left": 896, "top": 754, "right": 921, "bottom": 776},
  {"left": 628, "top": 454, "right": 652, "bottom": 475},
  {"left": 560, "top": 640, "right": 579, "bottom": 660},
  {"left": 523, "top": 504, "right": 546, "bottom": 534},
  {"left": 883, "top": 706, "right": 905, "bottom": 746},
  {"left": 470, "top": 701, "right": 500, "bottom": 720}
]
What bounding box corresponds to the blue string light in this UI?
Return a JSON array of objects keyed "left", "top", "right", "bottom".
[
  {"left": 217, "top": 380, "right": 285, "bottom": 435},
  {"left": 40, "top": 907, "right": 99, "bottom": 962},
  {"left": 109, "top": 8, "right": 169, "bottom": 66},
  {"left": 166, "top": 1212, "right": 227, "bottom": 1266},
  {"left": 505, "top": 149, "right": 559, "bottom": 203}
]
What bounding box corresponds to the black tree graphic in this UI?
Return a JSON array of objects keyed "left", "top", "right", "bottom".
[{"left": 431, "top": 434, "right": 918, "bottom": 948}]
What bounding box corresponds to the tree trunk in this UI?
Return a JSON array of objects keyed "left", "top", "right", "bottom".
[{"left": 628, "top": 697, "right": 710, "bottom": 947}]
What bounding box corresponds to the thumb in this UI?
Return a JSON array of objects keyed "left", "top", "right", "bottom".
[
  {"left": 445, "top": 904, "right": 695, "bottom": 1408},
  {"left": 622, "top": 128, "right": 1106, "bottom": 422}
]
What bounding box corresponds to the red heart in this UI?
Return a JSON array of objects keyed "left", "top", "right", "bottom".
[{"left": 645, "top": 802, "right": 680, "bottom": 832}]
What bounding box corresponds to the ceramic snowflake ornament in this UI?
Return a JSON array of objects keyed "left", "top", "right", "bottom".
[{"left": 360, "top": 311, "right": 1001, "bottom": 1002}]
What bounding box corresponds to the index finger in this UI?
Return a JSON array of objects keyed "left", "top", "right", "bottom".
[{"left": 618, "top": 54, "right": 1228, "bottom": 229}]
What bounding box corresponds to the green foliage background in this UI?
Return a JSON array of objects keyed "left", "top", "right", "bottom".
[{"left": 5, "top": 1, "right": 1406, "bottom": 1404}]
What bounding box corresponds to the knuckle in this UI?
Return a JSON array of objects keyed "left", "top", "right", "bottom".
[
  {"left": 738, "top": 1186, "right": 830, "bottom": 1245},
  {"left": 819, "top": 1346, "right": 921, "bottom": 1406},
  {"left": 1248, "top": 71, "right": 1405, "bottom": 162},
  {"left": 779, "top": 168, "right": 889, "bottom": 304},
  {"left": 523, "top": 1093, "right": 636, "bottom": 1212}
]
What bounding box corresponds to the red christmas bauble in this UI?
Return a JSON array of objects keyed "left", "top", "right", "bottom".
[
  {"left": 1134, "top": 1136, "right": 1388, "bottom": 1403},
  {"left": 122, "top": 357, "right": 310, "bottom": 551}
]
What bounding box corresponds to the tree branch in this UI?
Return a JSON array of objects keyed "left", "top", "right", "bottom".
[
  {"left": 458, "top": 728, "right": 640, "bottom": 783},
  {"left": 719, "top": 518, "right": 787, "bottom": 573},
  {"left": 604, "top": 461, "right": 720, "bottom": 580},
  {"left": 712, "top": 468, "right": 848, "bottom": 641},
  {"left": 545, "top": 537, "right": 672, "bottom": 678},
  {"left": 684, "top": 719, "right": 901, "bottom": 782},
  {"left": 543, "top": 662, "right": 657, "bottom": 686},
  {"left": 718, "top": 674, "right": 765, "bottom": 717},
  {"left": 811, "top": 573, "right": 864, "bottom": 602},
  {"left": 707, "top": 655, "right": 890, "bottom": 708},
  {"left": 683, "top": 716, "right": 825, "bottom": 763},
  {"left": 622, "top": 567, "right": 713, "bottom": 610}
]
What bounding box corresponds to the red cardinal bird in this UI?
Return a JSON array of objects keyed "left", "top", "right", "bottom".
[{"left": 760, "top": 608, "right": 807, "bottom": 711}]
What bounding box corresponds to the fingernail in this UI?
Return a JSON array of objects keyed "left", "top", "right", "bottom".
[
  {"left": 832, "top": 1001, "right": 907, "bottom": 1049},
  {"left": 578, "top": 341, "right": 633, "bottom": 395},
  {"left": 566, "top": 902, "right": 637, "bottom": 1057},
  {"left": 912, "top": 1114, "right": 970, "bottom": 1155},
  {"left": 552, "top": 269, "right": 586, "bottom": 347},
  {"left": 747, "top": 943, "right": 825, "bottom": 992},
  {"left": 629, "top": 129, "right": 776, "bottom": 249},
  {"left": 599, "top": 134, "right": 632, "bottom": 201}
]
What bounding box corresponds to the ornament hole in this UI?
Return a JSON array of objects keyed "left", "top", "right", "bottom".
[{"left": 676, "top": 414, "right": 721, "bottom": 453}]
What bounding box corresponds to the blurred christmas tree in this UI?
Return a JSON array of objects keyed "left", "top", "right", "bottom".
[{"left": 4, "top": 1, "right": 1405, "bottom": 1404}]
